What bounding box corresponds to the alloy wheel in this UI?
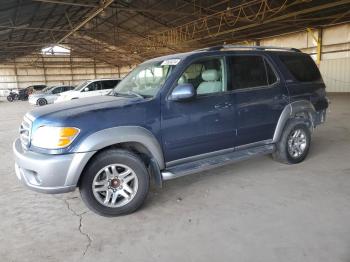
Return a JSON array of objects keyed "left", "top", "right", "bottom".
[
  {"left": 287, "top": 128, "right": 307, "bottom": 158},
  {"left": 92, "top": 164, "right": 139, "bottom": 208}
]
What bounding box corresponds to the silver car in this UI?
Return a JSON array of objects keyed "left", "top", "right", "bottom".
[{"left": 29, "top": 85, "right": 74, "bottom": 106}]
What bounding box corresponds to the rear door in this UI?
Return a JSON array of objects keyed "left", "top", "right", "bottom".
[{"left": 228, "top": 54, "right": 287, "bottom": 145}]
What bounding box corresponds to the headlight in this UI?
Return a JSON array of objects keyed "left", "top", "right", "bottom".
[{"left": 31, "top": 126, "right": 80, "bottom": 149}]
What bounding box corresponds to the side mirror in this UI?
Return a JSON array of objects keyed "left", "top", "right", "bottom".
[
  {"left": 169, "top": 83, "right": 196, "bottom": 101},
  {"left": 84, "top": 87, "right": 89, "bottom": 92}
]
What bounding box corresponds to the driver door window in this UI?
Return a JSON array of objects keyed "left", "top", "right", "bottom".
[
  {"left": 84, "top": 82, "right": 101, "bottom": 92},
  {"left": 178, "top": 58, "right": 226, "bottom": 95},
  {"left": 52, "top": 87, "right": 62, "bottom": 94}
]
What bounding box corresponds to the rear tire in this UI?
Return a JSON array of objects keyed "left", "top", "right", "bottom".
[
  {"left": 272, "top": 120, "right": 311, "bottom": 164},
  {"left": 79, "top": 149, "right": 149, "bottom": 217}
]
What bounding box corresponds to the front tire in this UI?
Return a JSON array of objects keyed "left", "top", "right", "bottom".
[
  {"left": 7, "top": 95, "right": 14, "bottom": 102},
  {"left": 79, "top": 149, "right": 149, "bottom": 216},
  {"left": 272, "top": 120, "right": 311, "bottom": 164},
  {"left": 37, "top": 98, "right": 47, "bottom": 106}
]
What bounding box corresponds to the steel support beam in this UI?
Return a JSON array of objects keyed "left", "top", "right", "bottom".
[
  {"left": 141, "top": 0, "right": 350, "bottom": 47},
  {"left": 307, "top": 28, "right": 322, "bottom": 65},
  {"left": 33, "top": 0, "right": 195, "bottom": 15},
  {"left": 55, "top": 0, "right": 114, "bottom": 45}
]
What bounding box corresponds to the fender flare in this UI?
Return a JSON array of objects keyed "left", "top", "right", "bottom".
[
  {"left": 75, "top": 126, "right": 165, "bottom": 169},
  {"left": 273, "top": 100, "right": 316, "bottom": 143}
]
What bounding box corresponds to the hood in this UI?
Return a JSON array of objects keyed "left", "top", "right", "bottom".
[{"left": 28, "top": 95, "right": 141, "bottom": 121}]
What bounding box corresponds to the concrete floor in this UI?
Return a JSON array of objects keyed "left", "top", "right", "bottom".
[{"left": 0, "top": 94, "right": 349, "bottom": 262}]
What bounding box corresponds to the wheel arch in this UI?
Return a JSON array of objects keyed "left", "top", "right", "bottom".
[
  {"left": 37, "top": 97, "right": 47, "bottom": 105},
  {"left": 273, "top": 100, "right": 316, "bottom": 143},
  {"left": 73, "top": 126, "right": 165, "bottom": 187}
]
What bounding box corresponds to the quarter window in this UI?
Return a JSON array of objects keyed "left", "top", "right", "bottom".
[
  {"left": 229, "top": 55, "right": 277, "bottom": 90},
  {"left": 279, "top": 54, "right": 321, "bottom": 82}
]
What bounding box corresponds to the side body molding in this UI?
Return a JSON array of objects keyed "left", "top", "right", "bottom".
[
  {"left": 75, "top": 126, "right": 165, "bottom": 169},
  {"left": 273, "top": 100, "right": 316, "bottom": 143}
]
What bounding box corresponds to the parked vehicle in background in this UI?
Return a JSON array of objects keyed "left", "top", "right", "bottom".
[
  {"left": 0, "top": 89, "right": 12, "bottom": 97},
  {"left": 6, "top": 85, "right": 47, "bottom": 102},
  {"left": 7, "top": 88, "right": 29, "bottom": 102},
  {"left": 29, "top": 85, "right": 75, "bottom": 106},
  {"left": 27, "top": 85, "right": 47, "bottom": 94},
  {"left": 54, "top": 79, "right": 121, "bottom": 103},
  {"left": 13, "top": 46, "right": 328, "bottom": 216}
]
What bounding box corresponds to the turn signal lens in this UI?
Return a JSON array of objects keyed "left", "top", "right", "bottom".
[{"left": 60, "top": 127, "right": 79, "bottom": 137}]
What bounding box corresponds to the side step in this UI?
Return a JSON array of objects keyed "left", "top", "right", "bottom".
[{"left": 162, "top": 144, "right": 275, "bottom": 180}]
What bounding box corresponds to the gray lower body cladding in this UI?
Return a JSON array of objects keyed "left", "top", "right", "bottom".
[{"left": 13, "top": 138, "right": 95, "bottom": 194}]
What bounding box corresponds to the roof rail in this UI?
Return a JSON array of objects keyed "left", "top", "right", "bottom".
[{"left": 196, "top": 45, "right": 301, "bottom": 53}]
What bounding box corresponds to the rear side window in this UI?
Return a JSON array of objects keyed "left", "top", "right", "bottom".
[
  {"left": 279, "top": 54, "right": 321, "bottom": 82},
  {"left": 229, "top": 55, "right": 277, "bottom": 90},
  {"left": 102, "top": 80, "right": 119, "bottom": 90}
]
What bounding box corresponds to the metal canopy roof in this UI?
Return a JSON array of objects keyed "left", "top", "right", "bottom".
[{"left": 0, "top": 0, "right": 350, "bottom": 66}]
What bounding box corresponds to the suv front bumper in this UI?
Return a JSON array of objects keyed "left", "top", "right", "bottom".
[{"left": 13, "top": 138, "right": 95, "bottom": 194}]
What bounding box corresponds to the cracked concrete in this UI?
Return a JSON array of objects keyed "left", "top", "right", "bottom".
[
  {"left": 0, "top": 94, "right": 350, "bottom": 262},
  {"left": 60, "top": 197, "right": 92, "bottom": 256}
]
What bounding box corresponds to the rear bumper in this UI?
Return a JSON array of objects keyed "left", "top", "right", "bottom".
[
  {"left": 13, "top": 138, "right": 95, "bottom": 194},
  {"left": 313, "top": 109, "right": 327, "bottom": 126}
]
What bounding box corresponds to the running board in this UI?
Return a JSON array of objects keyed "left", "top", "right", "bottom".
[{"left": 162, "top": 144, "right": 275, "bottom": 180}]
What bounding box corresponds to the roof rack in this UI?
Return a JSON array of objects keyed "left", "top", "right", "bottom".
[{"left": 196, "top": 45, "right": 301, "bottom": 53}]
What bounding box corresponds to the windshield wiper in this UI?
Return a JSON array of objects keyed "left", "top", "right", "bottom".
[
  {"left": 125, "top": 91, "right": 144, "bottom": 99},
  {"left": 112, "top": 90, "right": 144, "bottom": 99}
]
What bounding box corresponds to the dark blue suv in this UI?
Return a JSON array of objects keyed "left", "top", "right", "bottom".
[{"left": 13, "top": 45, "right": 328, "bottom": 216}]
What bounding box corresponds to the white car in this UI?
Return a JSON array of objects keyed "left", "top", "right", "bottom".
[
  {"left": 54, "top": 79, "right": 120, "bottom": 103},
  {"left": 29, "top": 85, "right": 74, "bottom": 106}
]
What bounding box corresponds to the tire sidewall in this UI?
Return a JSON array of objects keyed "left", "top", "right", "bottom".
[{"left": 80, "top": 150, "right": 149, "bottom": 216}]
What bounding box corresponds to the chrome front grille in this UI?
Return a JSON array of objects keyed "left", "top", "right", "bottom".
[{"left": 19, "top": 116, "right": 32, "bottom": 149}]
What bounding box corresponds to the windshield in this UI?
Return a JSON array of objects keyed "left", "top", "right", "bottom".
[
  {"left": 111, "top": 59, "right": 179, "bottom": 98},
  {"left": 42, "top": 86, "right": 56, "bottom": 93},
  {"left": 74, "top": 80, "right": 92, "bottom": 91}
]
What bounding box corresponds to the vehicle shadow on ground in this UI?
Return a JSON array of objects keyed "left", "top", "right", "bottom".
[{"left": 143, "top": 154, "right": 272, "bottom": 209}]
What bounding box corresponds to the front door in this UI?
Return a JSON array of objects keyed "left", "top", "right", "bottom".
[{"left": 161, "top": 57, "right": 237, "bottom": 163}]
